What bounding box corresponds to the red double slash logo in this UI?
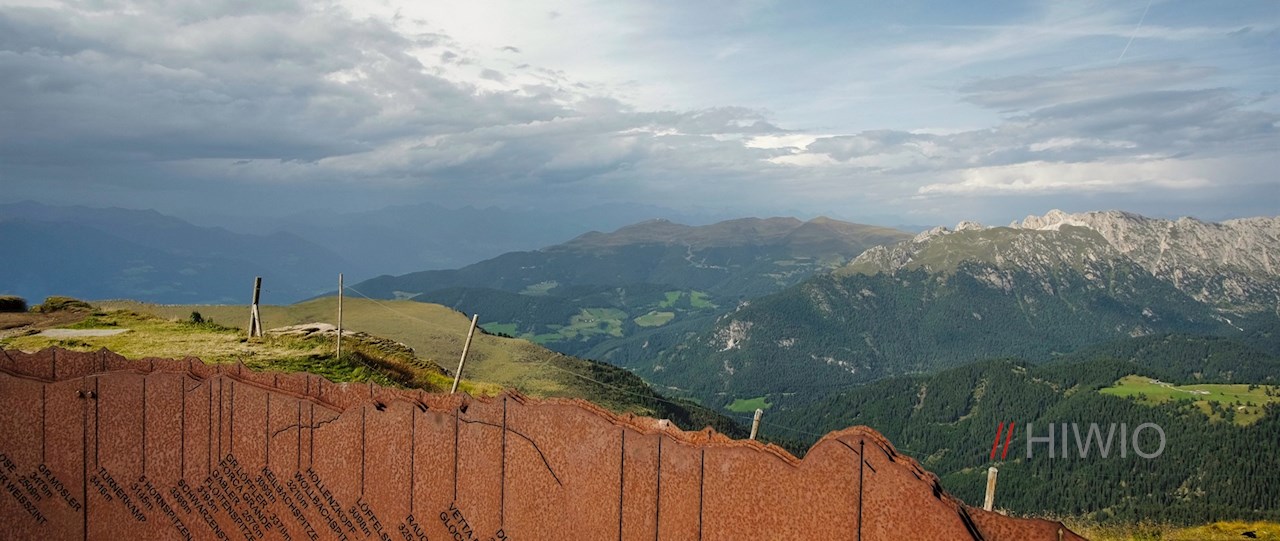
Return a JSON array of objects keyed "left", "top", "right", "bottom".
[{"left": 990, "top": 421, "right": 1016, "bottom": 460}]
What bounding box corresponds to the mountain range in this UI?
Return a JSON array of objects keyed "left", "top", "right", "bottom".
[
  {"left": 354, "top": 216, "right": 909, "bottom": 297},
  {"left": 349, "top": 216, "right": 911, "bottom": 359},
  {"left": 636, "top": 210, "right": 1280, "bottom": 408}
]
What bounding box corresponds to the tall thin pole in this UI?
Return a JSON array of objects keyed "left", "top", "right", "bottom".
[
  {"left": 749, "top": 408, "right": 763, "bottom": 440},
  {"left": 336, "top": 273, "right": 344, "bottom": 359},
  {"left": 450, "top": 314, "right": 479, "bottom": 394}
]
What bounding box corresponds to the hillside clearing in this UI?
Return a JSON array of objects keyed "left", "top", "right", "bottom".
[
  {"left": 1100, "top": 375, "right": 1280, "bottom": 426},
  {"left": 634, "top": 310, "right": 676, "bottom": 327},
  {"left": 726, "top": 395, "right": 772, "bottom": 413}
]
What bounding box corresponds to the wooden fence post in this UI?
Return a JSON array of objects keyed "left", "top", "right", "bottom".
[
  {"left": 450, "top": 314, "right": 479, "bottom": 394},
  {"left": 248, "top": 276, "right": 263, "bottom": 338},
  {"left": 984, "top": 466, "right": 999, "bottom": 511},
  {"left": 336, "top": 273, "right": 343, "bottom": 359}
]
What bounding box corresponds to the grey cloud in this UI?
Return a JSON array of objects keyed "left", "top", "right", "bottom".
[
  {"left": 0, "top": 9, "right": 97, "bottom": 55},
  {"left": 0, "top": 0, "right": 805, "bottom": 214},
  {"left": 0, "top": 1, "right": 615, "bottom": 173},
  {"left": 959, "top": 63, "right": 1218, "bottom": 112},
  {"left": 804, "top": 65, "right": 1278, "bottom": 177},
  {"left": 1017, "top": 89, "right": 1278, "bottom": 153}
]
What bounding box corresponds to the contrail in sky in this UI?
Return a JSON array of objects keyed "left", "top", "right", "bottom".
[{"left": 1117, "top": 0, "right": 1154, "bottom": 64}]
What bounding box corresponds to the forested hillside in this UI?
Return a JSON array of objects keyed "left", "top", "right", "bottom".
[
  {"left": 640, "top": 263, "right": 1231, "bottom": 409},
  {"left": 765, "top": 335, "right": 1280, "bottom": 524}
]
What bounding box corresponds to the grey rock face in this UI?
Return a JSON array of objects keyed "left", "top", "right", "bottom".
[{"left": 1013, "top": 210, "right": 1280, "bottom": 313}]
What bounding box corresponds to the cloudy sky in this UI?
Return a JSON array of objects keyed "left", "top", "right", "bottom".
[{"left": 1, "top": 0, "right": 1276, "bottom": 226}]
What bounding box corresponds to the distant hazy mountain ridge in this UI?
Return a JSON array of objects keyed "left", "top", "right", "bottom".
[
  {"left": 559, "top": 216, "right": 906, "bottom": 254},
  {"left": 0, "top": 201, "right": 347, "bottom": 303},
  {"left": 354, "top": 216, "right": 910, "bottom": 299}
]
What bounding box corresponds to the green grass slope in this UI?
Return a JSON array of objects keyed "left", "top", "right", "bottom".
[
  {"left": 96, "top": 298, "right": 750, "bottom": 437},
  {"left": 1, "top": 307, "right": 459, "bottom": 391}
]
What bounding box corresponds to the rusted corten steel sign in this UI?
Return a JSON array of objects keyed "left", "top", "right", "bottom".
[{"left": 0, "top": 348, "right": 1085, "bottom": 540}]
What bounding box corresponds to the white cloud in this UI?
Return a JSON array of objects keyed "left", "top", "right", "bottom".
[
  {"left": 746, "top": 133, "right": 825, "bottom": 150},
  {"left": 767, "top": 152, "right": 839, "bottom": 167},
  {"left": 917, "top": 159, "right": 1212, "bottom": 195},
  {"left": 1028, "top": 138, "right": 1137, "bottom": 152}
]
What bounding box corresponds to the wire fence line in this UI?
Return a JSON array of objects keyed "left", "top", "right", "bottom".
[
  {"left": 343, "top": 286, "right": 448, "bottom": 328},
  {"left": 249, "top": 284, "right": 409, "bottom": 389}
]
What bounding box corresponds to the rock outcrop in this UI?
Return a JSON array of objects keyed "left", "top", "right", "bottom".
[{"left": 1013, "top": 210, "right": 1280, "bottom": 312}]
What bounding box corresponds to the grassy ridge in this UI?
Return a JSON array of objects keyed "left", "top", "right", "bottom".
[
  {"left": 95, "top": 298, "right": 751, "bottom": 434},
  {"left": 102, "top": 298, "right": 596, "bottom": 397},
  {"left": 0, "top": 308, "right": 460, "bottom": 390}
]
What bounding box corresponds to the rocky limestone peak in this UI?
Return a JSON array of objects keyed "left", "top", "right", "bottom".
[
  {"left": 1012, "top": 210, "right": 1278, "bottom": 272},
  {"left": 913, "top": 225, "right": 952, "bottom": 243},
  {"left": 843, "top": 220, "right": 1129, "bottom": 281},
  {"left": 1015, "top": 209, "right": 1087, "bottom": 230},
  {"left": 1005, "top": 210, "right": 1279, "bottom": 312}
]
